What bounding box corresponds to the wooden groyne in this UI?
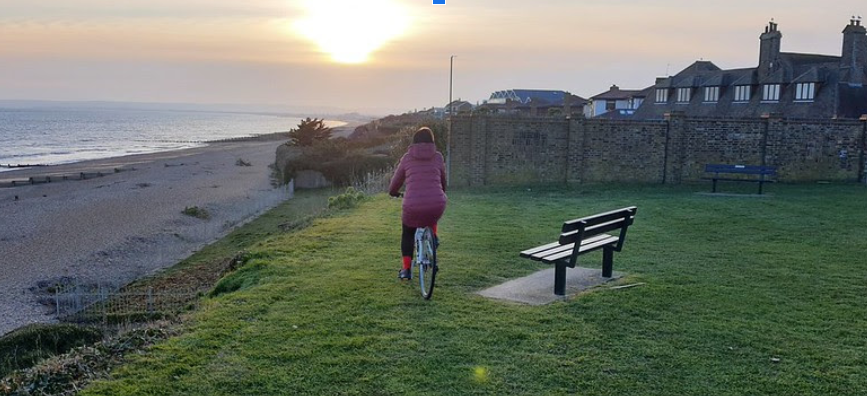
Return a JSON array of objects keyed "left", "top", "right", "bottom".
[
  {"left": 0, "top": 167, "right": 135, "bottom": 188},
  {"left": 0, "top": 164, "right": 48, "bottom": 169}
]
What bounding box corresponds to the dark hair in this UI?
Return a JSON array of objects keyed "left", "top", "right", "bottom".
[{"left": 412, "top": 127, "right": 434, "bottom": 144}]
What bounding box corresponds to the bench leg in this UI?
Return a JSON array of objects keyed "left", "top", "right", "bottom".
[
  {"left": 712, "top": 179, "right": 718, "bottom": 193},
  {"left": 602, "top": 247, "right": 614, "bottom": 278},
  {"left": 758, "top": 181, "right": 764, "bottom": 195},
  {"left": 554, "top": 263, "right": 567, "bottom": 296}
]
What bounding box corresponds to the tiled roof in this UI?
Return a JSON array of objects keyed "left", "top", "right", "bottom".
[
  {"left": 511, "top": 90, "right": 567, "bottom": 104},
  {"left": 633, "top": 22, "right": 867, "bottom": 120},
  {"left": 730, "top": 71, "right": 758, "bottom": 86},
  {"left": 591, "top": 85, "right": 646, "bottom": 100},
  {"left": 791, "top": 68, "right": 824, "bottom": 83}
]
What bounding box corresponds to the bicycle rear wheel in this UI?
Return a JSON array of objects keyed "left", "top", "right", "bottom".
[{"left": 416, "top": 227, "right": 438, "bottom": 300}]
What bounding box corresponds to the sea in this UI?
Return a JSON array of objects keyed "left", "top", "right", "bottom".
[{"left": 0, "top": 107, "right": 336, "bottom": 171}]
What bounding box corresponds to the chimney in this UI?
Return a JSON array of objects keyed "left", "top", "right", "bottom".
[
  {"left": 841, "top": 16, "right": 867, "bottom": 85},
  {"left": 759, "top": 20, "right": 782, "bottom": 80}
]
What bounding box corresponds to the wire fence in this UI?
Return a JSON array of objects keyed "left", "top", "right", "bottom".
[{"left": 52, "top": 282, "right": 202, "bottom": 324}]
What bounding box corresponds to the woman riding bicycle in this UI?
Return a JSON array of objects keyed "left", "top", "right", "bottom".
[{"left": 388, "top": 127, "right": 447, "bottom": 280}]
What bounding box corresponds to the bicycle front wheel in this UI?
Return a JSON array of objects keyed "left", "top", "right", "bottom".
[{"left": 417, "top": 227, "right": 438, "bottom": 300}]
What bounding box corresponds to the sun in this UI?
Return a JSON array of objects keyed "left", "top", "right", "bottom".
[{"left": 294, "top": 0, "right": 411, "bottom": 64}]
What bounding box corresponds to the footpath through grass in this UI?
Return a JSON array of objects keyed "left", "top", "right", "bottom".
[{"left": 83, "top": 183, "right": 867, "bottom": 395}]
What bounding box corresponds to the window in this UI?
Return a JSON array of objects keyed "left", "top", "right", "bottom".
[
  {"left": 655, "top": 89, "right": 669, "bottom": 103},
  {"left": 606, "top": 100, "right": 616, "bottom": 111},
  {"left": 676, "top": 88, "right": 691, "bottom": 103},
  {"left": 795, "top": 83, "right": 816, "bottom": 101},
  {"left": 734, "top": 85, "right": 751, "bottom": 102},
  {"left": 704, "top": 86, "right": 720, "bottom": 102},
  {"left": 762, "top": 84, "right": 781, "bottom": 102}
]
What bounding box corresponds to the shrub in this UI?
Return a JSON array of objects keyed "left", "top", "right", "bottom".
[
  {"left": 283, "top": 153, "right": 395, "bottom": 187},
  {"left": 0, "top": 323, "right": 103, "bottom": 378},
  {"left": 182, "top": 206, "right": 210, "bottom": 220},
  {"left": 327, "top": 187, "right": 365, "bottom": 210},
  {"left": 287, "top": 117, "right": 332, "bottom": 147}
]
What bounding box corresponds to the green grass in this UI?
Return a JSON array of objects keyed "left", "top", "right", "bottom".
[
  {"left": 0, "top": 324, "right": 103, "bottom": 378},
  {"left": 82, "top": 183, "right": 867, "bottom": 395}
]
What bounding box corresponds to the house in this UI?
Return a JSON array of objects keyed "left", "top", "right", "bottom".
[
  {"left": 480, "top": 89, "right": 587, "bottom": 116},
  {"left": 634, "top": 18, "right": 867, "bottom": 120},
  {"left": 586, "top": 85, "right": 652, "bottom": 118},
  {"left": 444, "top": 100, "right": 473, "bottom": 115}
]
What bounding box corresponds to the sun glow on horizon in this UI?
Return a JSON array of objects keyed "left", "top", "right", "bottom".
[{"left": 294, "top": 0, "right": 411, "bottom": 64}]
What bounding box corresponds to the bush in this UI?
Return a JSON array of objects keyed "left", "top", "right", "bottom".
[
  {"left": 0, "top": 323, "right": 103, "bottom": 378},
  {"left": 283, "top": 153, "right": 395, "bottom": 187},
  {"left": 182, "top": 206, "right": 210, "bottom": 220},
  {"left": 328, "top": 187, "right": 365, "bottom": 210},
  {"left": 287, "top": 118, "right": 332, "bottom": 147}
]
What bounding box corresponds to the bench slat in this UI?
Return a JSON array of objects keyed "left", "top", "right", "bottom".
[
  {"left": 560, "top": 216, "right": 633, "bottom": 244},
  {"left": 526, "top": 234, "right": 616, "bottom": 261},
  {"left": 519, "top": 241, "right": 563, "bottom": 258},
  {"left": 541, "top": 235, "right": 619, "bottom": 264},
  {"left": 562, "top": 206, "right": 637, "bottom": 232},
  {"left": 701, "top": 177, "right": 776, "bottom": 183},
  {"left": 705, "top": 164, "right": 776, "bottom": 175}
]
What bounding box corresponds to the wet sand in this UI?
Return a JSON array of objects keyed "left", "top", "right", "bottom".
[{"left": 0, "top": 136, "right": 296, "bottom": 335}]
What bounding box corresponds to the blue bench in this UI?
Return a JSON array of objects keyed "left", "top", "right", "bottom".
[{"left": 704, "top": 164, "right": 776, "bottom": 194}]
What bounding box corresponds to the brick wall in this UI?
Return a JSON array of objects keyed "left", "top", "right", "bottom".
[{"left": 448, "top": 113, "right": 867, "bottom": 186}]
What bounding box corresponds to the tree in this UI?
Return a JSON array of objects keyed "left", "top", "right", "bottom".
[{"left": 288, "top": 117, "right": 332, "bottom": 146}]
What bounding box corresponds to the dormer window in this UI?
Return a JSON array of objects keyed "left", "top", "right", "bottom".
[
  {"left": 795, "top": 83, "right": 816, "bottom": 101},
  {"left": 762, "top": 84, "right": 781, "bottom": 102},
  {"left": 703, "top": 87, "right": 720, "bottom": 103},
  {"left": 734, "top": 85, "right": 751, "bottom": 102},
  {"left": 676, "top": 88, "right": 691, "bottom": 103},
  {"left": 655, "top": 89, "right": 669, "bottom": 103}
]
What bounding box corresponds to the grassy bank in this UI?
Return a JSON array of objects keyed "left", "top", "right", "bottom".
[{"left": 82, "top": 183, "right": 866, "bottom": 395}]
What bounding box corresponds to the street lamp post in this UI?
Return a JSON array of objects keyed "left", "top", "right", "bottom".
[{"left": 447, "top": 55, "right": 455, "bottom": 186}]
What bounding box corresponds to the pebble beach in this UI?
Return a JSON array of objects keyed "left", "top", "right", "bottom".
[{"left": 0, "top": 137, "right": 296, "bottom": 336}]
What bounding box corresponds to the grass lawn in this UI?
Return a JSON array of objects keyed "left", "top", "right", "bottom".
[{"left": 82, "top": 183, "right": 867, "bottom": 395}]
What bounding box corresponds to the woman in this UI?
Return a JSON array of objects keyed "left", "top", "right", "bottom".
[{"left": 388, "top": 127, "right": 447, "bottom": 280}]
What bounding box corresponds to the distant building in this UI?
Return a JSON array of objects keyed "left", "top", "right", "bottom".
[
  {"left": 635, "top": 18, "right": 867, "bottom": 119},
  {"left": 480, "top": 89, "right": 587, "bottom": 116},
  {"left": 586, "top": 85, "right": 652, "bottom": 118},
  {"left": 444, "top": 100, "right": 473, "bottom": 115}
]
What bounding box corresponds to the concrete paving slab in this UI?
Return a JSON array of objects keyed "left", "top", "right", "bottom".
[{"left": 477, "top": 267, "right": 623, "bottom": 305}]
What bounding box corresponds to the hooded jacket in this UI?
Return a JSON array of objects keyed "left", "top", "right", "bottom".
[{"left": 388, "top": 143, "right": 447, "bottom": 228}]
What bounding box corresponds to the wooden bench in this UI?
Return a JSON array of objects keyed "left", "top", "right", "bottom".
[
  {"left": 519, "top": 207, "right": 637, "bottom": 296},
  {"left": 704, "top": 164, "right": 776, "bottom": 194}
]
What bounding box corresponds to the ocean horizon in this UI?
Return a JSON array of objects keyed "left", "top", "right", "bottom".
[{"left": 0, "top": 107, "right": 344, "bottom": 170}]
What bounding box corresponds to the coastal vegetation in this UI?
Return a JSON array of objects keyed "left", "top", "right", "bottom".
[
  {"left": 326, "top": 186, "right": 365, "bottom": 210},
  {"left": 0, "top": 189, "right": 338, "bottom": 394},
  {"left": 58, "top": 183, "right": 867, "bottom": 395},
  {"left": 286, "top": 117, "right": 332, "bottom": 147},
  {"left": 0, "top": 324, "right": 103, "bottom": 379},
  {"left": 181, "top": 206, "right": 210, "bottom": 220},
  {"left": 278, "top": 114, "right": 445, "bottom": 188}
]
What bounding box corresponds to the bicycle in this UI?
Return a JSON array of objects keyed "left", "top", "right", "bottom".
[
  {"left": 393, "top": 193, "right": 439, "bottom": 300},
  {"left": 413, "top": 225, "right": 438, "bottom": 300}
]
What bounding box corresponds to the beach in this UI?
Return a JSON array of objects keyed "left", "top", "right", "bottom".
[{"left": 0, "top": 135, "right": 298, "bottom": 336}]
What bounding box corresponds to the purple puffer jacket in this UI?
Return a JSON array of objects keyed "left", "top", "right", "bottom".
[{"left": 389, "top": 143, "right": 447, "bottom": 228}]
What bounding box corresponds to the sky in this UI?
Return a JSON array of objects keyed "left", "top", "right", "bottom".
[{"left": 1, "top": 0, "right": 865, "bottom": 115}]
